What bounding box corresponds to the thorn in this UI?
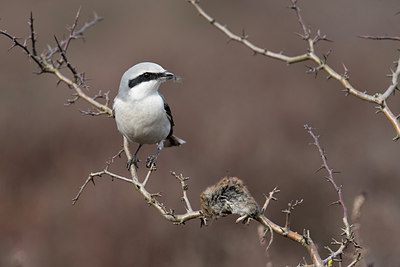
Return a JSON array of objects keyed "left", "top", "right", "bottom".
[
  {"left": 323, "top": 49, "right": 332, "bottom": 62},
  {"left": 315, "top": 165, "right": 326, "bottom": 173},
  {"left": 324, "top": 245, "right": 334, "bottom": 254},
  {"left": 151, "top": 192, "right": 162, "bottom": 198},
  {"left": 341, "top": 88, "right": 350, "bottom": 96},
  {"left": 93, "top": 11, "right": 100, "bottom": 20},
  {"left": 342, "top": 63, "right": 350, "bottom": 79},
  {"left": 329, "top": 200, "right": 340, "bottom": 206},
  {"left": 375, "top": 106, "right": 383, "bottom": 114},
  {"left": 295, "top": 32, "right": 308, "bottom": 40},
  {"left": 240, "top": 28, "right": 248, "bottom": 40},
  {"left": 304, "top": 124, "right": 313, "bottom": 130}
]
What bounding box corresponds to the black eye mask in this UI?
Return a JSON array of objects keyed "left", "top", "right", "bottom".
[{"left": 128, "top": 72, "right": 163, "bottom": 88}]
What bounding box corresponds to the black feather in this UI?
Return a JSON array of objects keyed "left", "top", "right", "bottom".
[{"left": 160, "top": 94, "right": 174, "bottom": 138}]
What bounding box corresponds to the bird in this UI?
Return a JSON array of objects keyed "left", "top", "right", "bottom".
[{"left": 113, "top": 62, "right": 185, "bottom": 170}]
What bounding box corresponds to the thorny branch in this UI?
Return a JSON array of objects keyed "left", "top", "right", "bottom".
[
  {"left": 72, "top": 137, "right": 203, "bottom": 224},
  {"left": 187, "top": 0, "right": 400, "bottom": 140},
  {"left": 171, "top": 172, "right": 194, "bottom": 212},
  {"left": 305, "top": 125, "right": 361, "bottom": 266},
  {"left": 261, "top": 186, "right": 279, "bottom": 213},
  {"left": 256, "top": 210, "right": 323, "bottom": 266},
  {"left": 282, "top": 199, "right": 304, "bottom": 230},
  {"left": 0, "top": 9, "right": 111, "bottom": 116},
  {"left": 359, "top": 35, "right": 400, "bottom": 42}
]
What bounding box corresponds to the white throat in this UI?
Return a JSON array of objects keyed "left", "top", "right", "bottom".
[{"left": 127, "top": 80, "right": 161, "bottom": 101}]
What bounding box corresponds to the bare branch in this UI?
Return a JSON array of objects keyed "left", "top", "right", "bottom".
[
  {"left": 282, "top": 199, "right": 304, "bottom": 230},
  {"left": 54, "top": 35, "right": 78, "bottom": 76},
  {"left": 72, "top": 141, "right": 202, "bottom": 224},
  {"left": 186, "top": 0, "right": 400, "bottom": 139},
  {"left": 171, "top": 172, "right": 194, "bottom": 212},
  {"left": 28, "top": 12, "right": 38, "bottom": 57},
  {"left": 63, "top": 7, "right": 82, "bottom": 52},
  {"left": 305, "top": 125, "right": 360, "bottom": 265},
  {"left": 122, "top": 137, "right": 202, "bottom": 224},
  {"left": 72, "top": 168, "right": 132, "bottom": 205},
  {"left": 43, "top": 10, "right": 103, "bottom": 59},
  {"left": 261, "top": 186, "right": 280, "bottom": 214},
  {"left": 359, "top": 35, "right": 400, "bottom": 41},
  {"left": 255, "top": 214, "right": 323, "bottom": 267},
  {"left": 382, "top": 56, "right": 400, "bottom": 100},
  {"left": 0, "top": 30, "right": 44, "bottom": 71},
  {"left": 288, "top": 0, "right": 310, "bottom": 40}
]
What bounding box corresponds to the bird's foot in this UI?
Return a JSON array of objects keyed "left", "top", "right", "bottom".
[
  {"left": 127, "top": 156, "right": 140, "bottom": 170},
  {"left": 146, "top": 155, "right": 158, "bottom": 170}
]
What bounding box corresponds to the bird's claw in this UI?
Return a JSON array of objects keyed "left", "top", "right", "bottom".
[
  {"left": 146, "top": 155, "right": 157, "bottom": 170},
  {"left": 127, "top": 157, "right": 140, "bottom": 170}
]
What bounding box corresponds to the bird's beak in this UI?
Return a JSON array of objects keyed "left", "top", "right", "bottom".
[{"left": 163, "top": 71, "right": 175, "bottom": 81}]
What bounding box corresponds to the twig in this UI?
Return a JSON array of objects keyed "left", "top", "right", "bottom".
[
  {"left": 142, "top": 167, "right": 156, "bottom": 187},
  {"left": 359, "top": 35, "right": 400, "bottom": 41},
  {"left": 63, "top": 7, "right": 82, "bottom": 52},
  {"left": 106, "top": 148, "right": 124, "bottom": 166},
  {"left": 0, "top": 30, "right": 44, "bottom": 71},
  {"left": 304, "top": 125, "right": 360, "bottom": 265},
  {"left": 282, "top": 199, "right": 303, "bottom": 230},
  {"left": 43, "top": 10, "right": 102, "bottom": 59},
  {"left": 305, "top": 125, "right": 348, "bottom": 221},
  {"left": 347, "top": 253, "right": 362, "bottom": 267},
  {"left": 255, "top": 214, "right": 323, "bottom": 267},
  {"left": 54, "top": 35, "right": 78, "bottom": 76},
  {"left": 256, "top": 187, "right": 323, "bottom": 266},
  {"left": 28, "top": 12, "right": 38, "bottom": 57},
  {"left": 72, "top": 168, "right": 132, "bottom": 205},
  {"left": 171, "top": 172, "right": 194, "bottom": 212},
  {"left": 261, "top": 186, "right": 280, "bottom": 213},
  {"left": 289, "top": 0, "right": 310, "bottom": 39}
]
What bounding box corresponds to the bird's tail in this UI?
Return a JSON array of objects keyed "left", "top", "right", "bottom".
[{"left": 164, "top": 135, "right": 186, "bottom": 147}]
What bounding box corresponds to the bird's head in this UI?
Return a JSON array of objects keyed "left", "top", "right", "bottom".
[{"left": 117, "top": 62, "right": 176, "bottom": 100}]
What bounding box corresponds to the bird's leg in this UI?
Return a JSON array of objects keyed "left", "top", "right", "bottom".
[
  {"left": 146, "top": 141, "right": 164, "bottom": 169},
  {"left": 127, "top": 144, "right": 142, "bottom": 170}
]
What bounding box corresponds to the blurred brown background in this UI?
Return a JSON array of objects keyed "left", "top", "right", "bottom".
[{"left": 1, "top": 0, "right": 400, "bottom": 266}]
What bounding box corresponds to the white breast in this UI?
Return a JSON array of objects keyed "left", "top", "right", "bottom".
[{"left": 114, "top": 94, "right": 171, "bottom": 144}]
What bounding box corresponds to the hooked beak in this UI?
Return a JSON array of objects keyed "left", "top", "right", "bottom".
[{"left": 163, "top": 71, "right": 175, "bottom": 81}]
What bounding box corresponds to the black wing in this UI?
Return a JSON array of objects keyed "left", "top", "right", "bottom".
[{"left": 161, "top": 94, "right": 174, "bottom": 138}]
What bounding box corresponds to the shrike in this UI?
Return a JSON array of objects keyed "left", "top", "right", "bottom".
[{"left": 113, "top": 62, "right": 185, "bottom": 170}]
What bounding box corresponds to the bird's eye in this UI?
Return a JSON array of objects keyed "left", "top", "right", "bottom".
[{"left": 143, "top": 73, "right": 151, "bottom": 78}]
